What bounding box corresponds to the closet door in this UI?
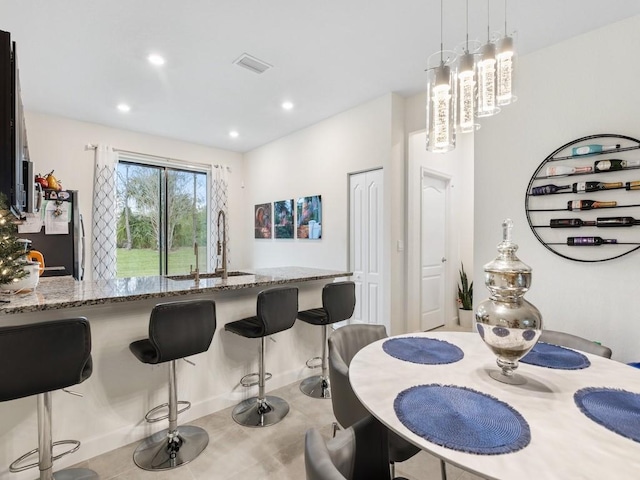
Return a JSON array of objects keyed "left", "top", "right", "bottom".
[
  {"left": 349, "top": 168, "right": 385, "bottom": 330},
  {"left": 421, "top": 173, "right": 447, "bottom": 330}
]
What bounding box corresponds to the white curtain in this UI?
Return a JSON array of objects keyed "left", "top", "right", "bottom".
[
  {"left": 209, "top": 166, "right": 229, "bottom": 272},
  {"left": 92, "top": 144, "right": 117, "bottom": 280}
]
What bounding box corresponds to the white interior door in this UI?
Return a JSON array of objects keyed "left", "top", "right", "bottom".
[
  {"left": 421, "top": 173, "right": 447, "bottom": 330},
  {"left": 349, "top": 169, "right": 385, "bottom": 330}
]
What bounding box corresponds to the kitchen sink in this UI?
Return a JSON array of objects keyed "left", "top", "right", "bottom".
[{"left": 165, "top": 271, "right": 253, "bottom": 281}]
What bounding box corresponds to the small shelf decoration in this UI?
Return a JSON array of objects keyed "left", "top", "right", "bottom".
[
  {"left": 476, "top": 219, "right": 543, "bottom": 385},
  {"left": 525, "top": 133, "right": 640, "bottom": 262}
]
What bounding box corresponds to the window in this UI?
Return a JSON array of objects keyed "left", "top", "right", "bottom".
[{"left": 115, "top": 158, "right": 208, "bottom": 278}]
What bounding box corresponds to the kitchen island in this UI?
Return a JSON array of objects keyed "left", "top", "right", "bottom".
[
  {"left": 0, "top": 267, "right": 350, "bottom": 478},
  {"left": 0, "top": 266, "right": 349, "bottom": 315}
]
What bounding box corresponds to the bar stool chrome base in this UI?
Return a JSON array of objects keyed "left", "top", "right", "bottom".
[
  {"left": 48, "top": 468, "right": 100, "bottom": 479},
  {"left": 10, "top": 451, "right": 99, "bottom": 480},
  {"left": 299, "top": 323, "right": 332, "bottom": 399},
  {"left": 9, "top": 391, "right": 99, "bottom": 480},
  {"left": 231, "top": 395, "right": 290, "bottom": 427},
  {"left": 300, "top": 375, "right": 331, "bottom": 399},
  {"left": 132, "top": 425, "right": 209, "bottom": 471}
]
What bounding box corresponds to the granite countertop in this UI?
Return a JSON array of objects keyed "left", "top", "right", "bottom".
[{"left": 0, "top": 267, "right": 351, "bottom": 315}]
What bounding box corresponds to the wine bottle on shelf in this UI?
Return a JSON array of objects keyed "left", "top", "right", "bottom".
[
  {"left": 572, "top": 181, "right": 623, "bottom": 193},
  {"left": 571, "top": 144, "right": 620, "bottom": 156},
  {"left": 596, "top": 217, "right": 640, "bottom": 227},
  {"left": 567, "top": 237, "right": 617, "bottom": 246},
  {"left": 551, "top": 217, "right": 640, "bottom": 227},
  {"left": 567, "top": 200, "right": 617, "bottom": 211},
  {"left": 626, "top": 181, "right": 640, "bottom": 190},
  {"left": 550, "top": 218, "right": 596, "bottom": 228},
  {"left": 594, "top": 159, "right": 640, "bottom": 171},
  {"left": 546, "top": 165, "right": 592, "bottom": 177},
  {"left": 531, "top": 184, "right": 571, "bottom": 195}
]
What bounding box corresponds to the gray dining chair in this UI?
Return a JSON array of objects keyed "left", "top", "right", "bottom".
[
  {"left": 305, "top": 415, "right": 392, "bottom": 480},
  {"left": 540, "top": 330, "right": 612, "bottom": 358},
  {"left": 328, "top": 324, "right": 444, "bottom": 480}
]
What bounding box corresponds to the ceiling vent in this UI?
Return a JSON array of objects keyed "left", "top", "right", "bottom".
[{"left": 233, "top": 53, "right": 272, "bottom": 74}]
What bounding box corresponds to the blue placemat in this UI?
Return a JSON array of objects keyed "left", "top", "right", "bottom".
[
  {"left": 520, "top": 342, "right": 590, "bottom": 370},
  {"left": 394, "top": 384, "right": 531, "bottom": 455},
  {"left": 574, "top": 387, "right": 640, "bottom": 443},
  {"left": 382, "top": 337, "right": 464, "bottom": 365}
]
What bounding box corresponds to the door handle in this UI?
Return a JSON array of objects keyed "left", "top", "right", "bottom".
[{"left": 441, "top": 257, "right": 447, "bottom": 263}]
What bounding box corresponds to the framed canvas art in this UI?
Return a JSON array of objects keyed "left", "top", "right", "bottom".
[
  {"left": 297, "top": 195, "right": 322, "bottom": 239},
  {"left": 274, "top": 199, "right": 294, "bottom": 239},
  {"left": 254, "top": 203, "right": 272, "bottom": 239}
]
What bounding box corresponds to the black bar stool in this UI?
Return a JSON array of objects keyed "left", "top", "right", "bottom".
[
  {"left": 297, "top": 281, "right": 356, "bottom": 398},
  {"left": 129, "top": 299, "right": 217, "bottom": 471},
  {"left": 0, "top": 318, "right": 97, "bottom": 480},
  {"left": 225, "top": 286, "right": 298, "bottom": 427}
]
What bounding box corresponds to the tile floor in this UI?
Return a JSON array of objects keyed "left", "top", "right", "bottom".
[{"left": 72, "top": 380, "right": 484, "bottom": 480}]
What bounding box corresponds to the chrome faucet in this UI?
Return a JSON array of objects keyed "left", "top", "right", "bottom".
[
  {"left": 191, "top": 241, "right": 200, "bottom": 284},
  {"left": 215, "top": 210, "right": 228, "bottom": 280}
]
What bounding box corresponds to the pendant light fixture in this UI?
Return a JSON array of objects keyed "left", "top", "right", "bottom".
[
  {"left": 476, "top": 0, "right": 500, "bottom": 117},
  {"left": 457, "top": 0, "right": 479, "bottom": 133},
  {"left": 496, "top": 0, "right": 516, "bottom": 106},
  {"left": 426, "top": 0, "right": 456, "bottom": 153}
]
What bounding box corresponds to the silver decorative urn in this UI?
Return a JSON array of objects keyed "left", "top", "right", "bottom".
[{"left": 475, "top": 219, "right": 543, "bottom": 384}]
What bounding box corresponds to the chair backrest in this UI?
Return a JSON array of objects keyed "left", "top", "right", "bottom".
[
  {"left": 305, "top": 415, "right": 390, "bottom": 480},
  {"left": 328, "top": 324, "right": 387, "bottom": 428},
  {"left": 0, "top": 318, "right": 92, "bottom": 402},
  {"left": 327, "top": 324, "right": 421, "bottom": 465},
  {"left": 540, "top": 329, "right": 612, "bottom": 358},
  {"left": 149, "top": 299, "right": 217, "bottom": 363},
  {"left": 322, "top": 281, "right": 356, "bottom": 324},
  {"left": 257, "top": 286, "right": 299, "bottom": 336}
]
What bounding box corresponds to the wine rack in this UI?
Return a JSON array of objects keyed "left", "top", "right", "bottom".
[{"left": 525, "top": 133, "right": 640, "bottom": 262}]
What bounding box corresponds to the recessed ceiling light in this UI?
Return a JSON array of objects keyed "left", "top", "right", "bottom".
[
  {"left": 117, "top": 103, "right": 131, "bottom": 113},
  {"left": 229, "top": 131, "right": 239, "bottom": 138},
  {"left": 147, "top": 54, "right": 165, "bottom": 66},
  {"left": 282, "top": 101, "right": 294, "bottom": 110}
]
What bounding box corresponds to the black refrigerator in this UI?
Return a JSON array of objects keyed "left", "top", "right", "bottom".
[{"left": 20, "top": 190, "right": 84, "bottom": 280}]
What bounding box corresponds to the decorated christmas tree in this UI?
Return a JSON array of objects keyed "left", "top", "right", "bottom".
[{"left": 0, "top": 194, "right": 27, "bottom": 286}]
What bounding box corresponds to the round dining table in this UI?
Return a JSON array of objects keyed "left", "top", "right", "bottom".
[{"left": 349, "top": 331, "right": 640, "bottom": 480}]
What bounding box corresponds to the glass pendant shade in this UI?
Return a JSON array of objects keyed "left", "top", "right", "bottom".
[
  {"left": 476, "top": 42, "right": 500, "bottom": 117},
  {"left": 426, "top": 63, "right": 456, "bottom": 153},
  {"left": 496, "top": 35, "right": 515, "bottom": 106},
  {"left": 457, "top": 52, "right": 478, "bottom": 133}
]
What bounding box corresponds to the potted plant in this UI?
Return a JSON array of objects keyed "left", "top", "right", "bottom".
[{"left": 457, "top": 264, "right": 473, "bottom": 329}]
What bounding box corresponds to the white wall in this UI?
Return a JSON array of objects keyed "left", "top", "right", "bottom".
[
  {"left": 24, "top": 112, "right": 245, "bottom": 278},
  {"left": 243, "top": 94, "right": 392, "bottom": 269},
  {"left": 390, "top": 94, "right": 407, "bottom": 334},
  {"left": 474, "top": 15, "right": 640, "bottom": 362},
  {"left": 404, "top": 91, "right": 427, "bottom": 136},
  {"left": 243, "top": 93, "right": 408, "bottom": 333}
]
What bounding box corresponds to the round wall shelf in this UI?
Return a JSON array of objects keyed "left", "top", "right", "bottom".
[{"left": 525, "top": 133, "right": 640, "bottom": 262}]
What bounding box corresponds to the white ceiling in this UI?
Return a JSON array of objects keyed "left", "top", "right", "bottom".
[{"left": 1, "top": 1, "right": 639, "bottom": 153}]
